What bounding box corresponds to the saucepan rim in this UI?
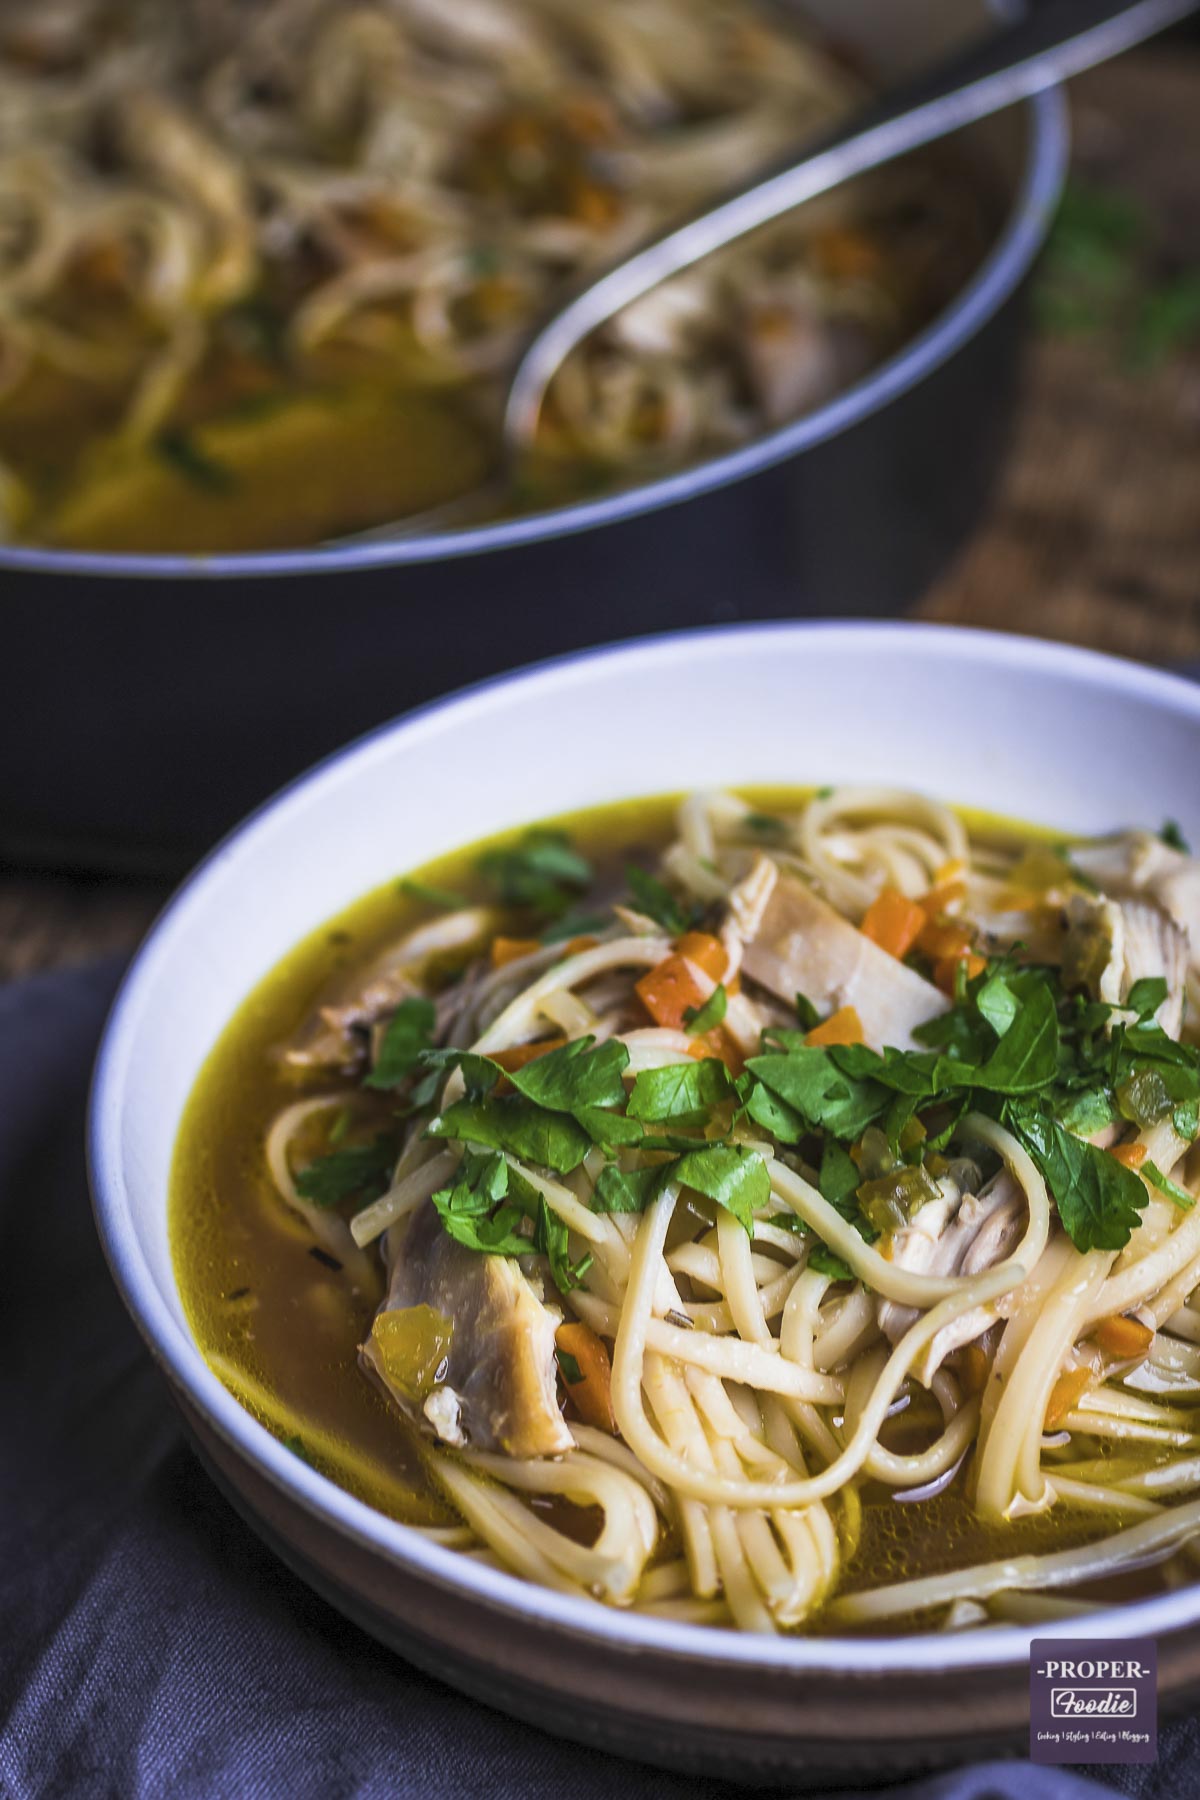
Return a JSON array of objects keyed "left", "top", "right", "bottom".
[{"left": 1, "top": 72, "right": 1067, "bottom": 583}]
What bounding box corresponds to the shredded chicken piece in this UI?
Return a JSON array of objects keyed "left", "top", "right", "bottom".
[
  {"left": 877, "top": 1172, "right": 1024, "bottom": 1379},
  {"left": 740, "top": 867, "right": 948, "bottom": 1050},
  {"left": 362, "top": 1197, "right": 573, "bottom": 1457},
  {"left": 1064, "top": 892, "right": 1189, "bottom": 1040},
  {"left": 284, "top": 905, "right": 496, "bottom": 1069}
]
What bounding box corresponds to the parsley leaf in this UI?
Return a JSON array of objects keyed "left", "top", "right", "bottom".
[
  {"left": 1125, "top": 977, "right": 1169, "bottom": 1021},
  {"left": 972, "top": 978, "right": 1059, "bottom": 1093},
  {"left": 975, "top": 973, "right": 1020, "bottom": 1039},
  {"left": 478, "top": 828, "right": 592, "bottom": 916},
  {"left": 672, "top": 1144, "right": 770, "bottom": 1235},
  {"left": 1161, "top": 820, "right": 1191, "bottom": 854},
  {"left": 624, "top": 865, "right": 700, "bottom": 934},
  {"left": 431, "top": 1150, "right": 533, "bottom": 1255},
  {"left": 684, "top": 984, "right": 727, "bottom": 1035},
  {"left": 364, "top": 997, "right": 436, "bottom": 1090},
  {"left": 540, "top": 910, "right": 611, "bottom": 944},
  {"left": 1009, "top": 1109, "right": 1147, "bottom": 1251},
  {"left": 809, "top": 1244, "right": 854, "bottom": 1280},
  {"left": 535, "top": 1197, "right": 592, "bottom": 1290},
  {"left": 627, "top": 1058, "right": 733, "bottom": 1123},
  {"left": 397, "top": 877, "right": 467, "bottom": 910},
  {"left": 594, "top": 1163, "right": 668, "bottom": 1213},
  {"left": 819, "top": 1139, "right": 863, "bottom": 1215},
  {"left": 1143, "top": 1160, "right": 1196, "bottom": 1210},
  {"left": 746, "top": 1046, "right": 886, "bottom": 1140},
  {"left": 294, "top": 1134, "right": 398, "bottom": 1210},
  {"left": 427, "top": 1096, "right": 592, "bottom": 1173},
  {"left": 502, "top": 1036, "right": 629, "bottom": 1114}
]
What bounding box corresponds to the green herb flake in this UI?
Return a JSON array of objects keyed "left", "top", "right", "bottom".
[
  {"left": 1009, "top": 1111, "right": 1147, "bottom": 1252},
  {"left": 540, "top": 911, "right": 611, "bottom": 944},
  {"left": 397, "top": 877, "right": 468, "bottom": 910},
  {"left": 364, "top": 997, "right": 436, "bottom": 1090},
  {"left": 1143, "top": 1160, "right": 1196, "bottom": 1211},
  {"left": 671, "top": 1144, "right": 770, "bottom": 1235},
  {"left": 627, "top": 1057, "right": 733, "bottom": 1125},
  {"left": 683, "top": 984, "right": 727, "bottom": 1036},
  {"left": 478, "top": 828, "right": 592, "bottom": 917},
  {"left": 624, "top": 864, "right": 700, "bottom": 935},
  {"left": 155, "top": 429, "right": 237, "bottom": 494},
  {"left": 431, "top": 1150, "right": 533, "bottom": 1256},
  {"left": 808, "top": 1244, "right": 854, "bottom": 1280},
  {"left": 294, "top": 1134, "right": 398, "bottom": 1210},
  {"left": 593, "top": 1163, "right": 667, "bottom": 1214},
  {"left": 427, "top": 1095, "right": 592, "bottom": 1174}
]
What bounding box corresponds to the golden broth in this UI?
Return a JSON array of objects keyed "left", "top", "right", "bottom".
[{"left": 170, "top": 791, "right": 1149, "bottom": 1628}]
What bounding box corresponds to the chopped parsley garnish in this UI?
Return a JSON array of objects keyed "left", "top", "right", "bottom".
[
  {"left": 478, "top": 828, "right": 592, "bottom": 916},
  {"left": 294, "top": 1134, "right": 398, "bottom": 1210},
  {"left": 364, "top": 997, "right": 436, "bottom": 1090},
  {"left": 1161, "top": 820, "right": 1191, "bottom": 855},
  {"left": 627, "top": 1057, "right": 733, "bottom": 1124},
  {"left": 540, "top": 910, "right": 611, "bottom": 944},
  {"left": 1143, "top": 1160, "right": 1196, "bottom": 1211},
  {"left": 684, "top": 984, "right": 727, "bottom": 1035},
  {"left": 431, "top": 1150, "right": 534, "bottom": 1255},
  {"left": 155, "top": 429, "right": 236, "bottom": 493},
  {"left": 339, "top": 902, "right": 1200, "bottom": 1282},
  {"left": 624, "top": 864, "right": 703, "bottom": 934},
  {"left": 397, "top": 876, "right": 468, "bottom": 910}
]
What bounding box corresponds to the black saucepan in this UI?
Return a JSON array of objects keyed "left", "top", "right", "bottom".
[{"left": 1, "top": 0, "right": 1067, "bottom": 870}]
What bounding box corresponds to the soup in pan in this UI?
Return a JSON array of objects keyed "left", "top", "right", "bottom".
[
  {"left": 0, "top": 1, "right": 990, "bottom": 552},
  {"left": 172, "top": 787, "right": 1200, "bottom": 1634}
]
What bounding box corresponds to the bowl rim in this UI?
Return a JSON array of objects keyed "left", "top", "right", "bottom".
[
  {"left": 5, "top": 83, "right": 1067, "bottom": 585},
  {"left": 88, "top": 620, "right": 1200, "bottom": 1676}
]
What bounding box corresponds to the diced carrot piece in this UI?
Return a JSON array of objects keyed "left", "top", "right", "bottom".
[
  {"left": 917, "top": 917, "right": 972, "bottom": 961},
  {"left": 860, "top": 888, "right": 926, "bottom": 961},
  {"left": 934, "top": 858, "right": 967, "bottom": 886},
  {"left": 489, "top": 1036, "right": 567, "bottom": 1073},
  {"left": 675, "top": 931, "right": 728, "bottom": 981},
  {"left": 490, "top": 935, "right": 541, "bottom": 968},
  {"left": 1112, "top": 1142, "right": 1148, "bottom": 1170},
  {"left": 636, "top": 954, "right": 708, "bottom": 1031},
  {"left": 560, "top": 934, "right": 599, "bottom": 960},
  {"left": 805, "top": 1005, "right": 865, "bottom": 1048},
  {"left": 1093, "top": 1314, "right": 1155, "bottom": 1359},
  {"left": 555, "top": 1321, "right": 616, "bottom": 1432},
  {"left": 933, "top": 950, "right": 987, "bottom": 995},
  {"left": 921, "top": 880, "right": 967, "bottom": 917},
  {"left": 686, "top": 1029, "right": 743, "bottom": 1075},
  {"left": 1045, "top": 1366, "right": 1092, "bottom": 1429}
]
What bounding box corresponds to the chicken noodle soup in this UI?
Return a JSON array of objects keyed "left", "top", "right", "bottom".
[
  {"left": 0, "top": 2, "right": 990, "bottom": 551},
  {"left": 172, "top": 788, "right": 1200, "bottom": 1633}
]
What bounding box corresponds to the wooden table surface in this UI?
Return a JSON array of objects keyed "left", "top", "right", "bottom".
[{"left": 4, "top": 46, "right": 1199, "bottom": 989}]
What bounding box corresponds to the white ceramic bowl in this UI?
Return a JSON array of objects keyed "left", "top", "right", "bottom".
[{"left": 90, "top": 623, "right": 1200, "bottom": 1783}]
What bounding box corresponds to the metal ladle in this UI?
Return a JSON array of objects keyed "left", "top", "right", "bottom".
[{"left": 363, "top": 0, "right": 1197, "bottom": 538}]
